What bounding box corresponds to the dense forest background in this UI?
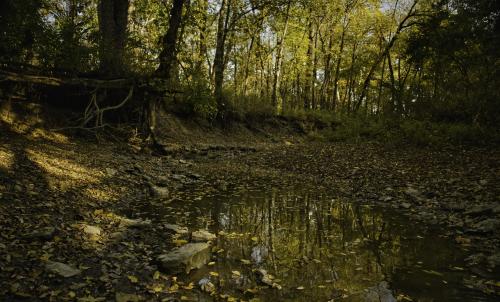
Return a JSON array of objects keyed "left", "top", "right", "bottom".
[{"left": 1, "top": 0, "right": 499, "bottom": 143}]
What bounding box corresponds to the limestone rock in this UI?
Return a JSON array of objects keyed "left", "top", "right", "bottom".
[
  {"left": 45, "top": 261, "right": 81, "bottom": 277},
  {"left": 150, "top": 184, "right": 169, "bottom": 198},
  {"left": 165, "top": 224, "right": 189, "bottom": 235},
  {"left": 81, "top": 224, "right": 102, "bottom": 236},
  {"left": 119, "top": 218, "right": 151, "bottom": 229},
  {"left": 158, "top": 243, "right": 211, "bottom": 274},
  {"left": 191, "top": 230, "right": 216, "bottom": 242}
]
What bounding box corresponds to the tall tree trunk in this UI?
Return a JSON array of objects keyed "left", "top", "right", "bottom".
[
  {"left": 376, "top": 54, "right": 386, "bottom": 114},
  {"left": 332, "top": 26, "right": 346, "bottom": 112},
  {"left": 271, "top": 1, "right": 291, "bottom": 112},
  {"left": 242, "top": 35, "right": 255, "bottom": 96},
  {"left": 320, "top": 31, "right": 334, "bottom": 110},
  {"left": 303, "top": 15, "right": 314, "bottom": 110},
  {"left": 387, "top": 50, "right": 397, "bottom": 113},
  {"left": 344, "top": 41, "right": 357, "bottom": 113},
  {"left": 98, "top": 0, "right": 129, "bottom": 77},
  {"left": 214, "top": 0, "right": 231, "bottom": 111},
  {"left": 156, "top": 0, "right": 185, "bottom": 79},
  {"left": 311, "top": 29, "right": 318, "bottom": 110},
  {"left": 196, "top": 0, "right": 208, "bottom": 74}
]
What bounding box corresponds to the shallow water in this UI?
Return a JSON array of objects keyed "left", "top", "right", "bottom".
[{"left": 147, "top": 185, "right": 495, "bottom": 301}]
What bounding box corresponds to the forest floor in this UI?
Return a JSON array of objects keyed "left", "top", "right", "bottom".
[{"left": 1, "top": 114, "right": 499, "bottom": 301}]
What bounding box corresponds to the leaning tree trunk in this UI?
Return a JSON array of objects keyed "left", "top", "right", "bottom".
[
  {"left": 148, "top": 0, "right": 185, "bottom": 148},
  {"left": 156, "top": 0, "right": 185, "bottom": 79},
  {"left": 98, "top": 0, "right": 129, "bottom": 77}
]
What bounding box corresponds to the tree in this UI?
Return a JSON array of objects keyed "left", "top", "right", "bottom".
[
  {"left": 156, "top": 0, "right": 186, "bottom": 80},
  {"left": 98, "top": 0, "right": 129, "bottom": 77}
]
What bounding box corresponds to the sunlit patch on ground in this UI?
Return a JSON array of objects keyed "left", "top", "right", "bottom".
[
  {"left": 25, "top": 148, "right": 103, "bottom": 188},
  {"left": 0, "top": 148, "right": 14, "bottom": 170},
  {"left": 84, "top": 188, "right": 120, "bottom": 203}
]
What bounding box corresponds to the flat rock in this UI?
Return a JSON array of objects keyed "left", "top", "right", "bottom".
[
  {"left": 401, "top": 202, "right": 412, "bottom": 209},
  {"left": 165, "top": 224, "right": 189, "bottom": 235},
  {"left": 150, "top": 184, "right": 169, "bottom": 198},
  {"left": 119, "top": 218, "right": 151, "bottom": 228},
  {"left": 191, "top": 230, "right": 216, "bottom": 242},
  {"left": 81, "top": 224, "right": 102, "bottom": 236},
  {"left": 158, "top": 243, "right": 211, "bottom": 274},
  {"left": 45, "top": 261, "right": 81, "bottom": 277}
]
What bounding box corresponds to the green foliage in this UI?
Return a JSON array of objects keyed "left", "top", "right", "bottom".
[
  {"left": 222, "top": 92, "right": 276, "bottom": 123},
  {"left": 181, "top": 77, "right": 218, "bottom": 121},
  {"left": 300, "top": 114, "right": 500, "bottom": 146},
  {"left": 0, "top": 0, "right": 46, "bottom": 63}
]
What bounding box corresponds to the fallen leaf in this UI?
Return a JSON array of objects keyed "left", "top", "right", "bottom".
[{"left": 127, "top": 275, "right": 138, "bottom": 283}]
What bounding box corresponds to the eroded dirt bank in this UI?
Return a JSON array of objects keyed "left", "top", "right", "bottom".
[{"left": 0, "top": 117, "right": 499, "bottom": 301}]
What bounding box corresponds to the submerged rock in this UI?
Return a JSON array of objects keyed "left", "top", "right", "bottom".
[
  {"left": 358, "top": 282, "right": 396, "bottom": 302},
  {"left": 191, "top": 230, "right": 216, "bottom": 242},
  {"left": 158, "top": 243, "right": 211, "bottom": 274},
  {"left": 45, "top": 261, "right": 81, "bottom": 277},
  {"left": 198, "top": 278, "right": 216, "bottom": 293},
  {"left": 255, "top": 269, "right": 274, "bottom": 286}
]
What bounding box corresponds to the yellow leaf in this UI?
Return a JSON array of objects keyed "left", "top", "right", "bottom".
[
  {"left": 68, "top": 291, "right": 76, "bottom": 298},
  {"left": 231, "top": 270, "right": 241, "bottom": 277},
  {"left": 152, "top": 285, "right": 163, "bottom": 293},
  {"left": 127, "top": 275, "right": 138, "bottom": 283},
  {"left": 180, "top": 296, "right": 189, "bottom": 301},
  {"left": 209, "top": 272, "right": 219, "bottom": 277},
  {"left": 167, "top": 284, "right": 179, "bottom": 293},
  {"left": 208, "top": 262, "right": 216, "bottom": 266},
  {"left": 173, "top": 239, "right": 188, "bottom": 246},
  {"left": 251, "top": 236, "right": 258, "bottom": 242},
  {"left": 153, "top": 271, "right": 160, "bottom": 280},
  {"left": 183, "top": 282, "right": 194, "bottom": 290},
  {"left": 241, "top": 259, "right": 251, "bottom": 265},
  {"left": 296, "top": 286, "right": 305, "bottom": 290}
]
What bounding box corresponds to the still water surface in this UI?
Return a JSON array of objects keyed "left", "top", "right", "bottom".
[{"left": 146, "top": 185, "right": 494, "bottom": 301}]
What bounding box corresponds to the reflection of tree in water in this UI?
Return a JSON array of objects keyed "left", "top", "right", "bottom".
[{"left": 192, "top": 186, "right": 466, "bottom": 301}]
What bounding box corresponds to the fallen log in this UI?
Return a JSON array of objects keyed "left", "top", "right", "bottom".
[{"left": 0, "top": 69, "right": 183, "bottom": 94}]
